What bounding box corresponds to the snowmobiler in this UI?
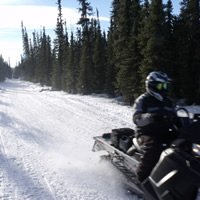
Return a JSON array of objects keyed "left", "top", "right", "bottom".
[
  {"left": 93, "top": 71, "right": 200, "bottom": 199},
  {"left": 92, "top": 108, "right": 200, "bottom": 200},
  {"left": 132, "top": 71, "right": 177, "bottom": 182}
]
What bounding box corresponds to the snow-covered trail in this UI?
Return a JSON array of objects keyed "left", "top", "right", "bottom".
[{"left": 0, "top": 79, "right": 137, "bottom": 200}]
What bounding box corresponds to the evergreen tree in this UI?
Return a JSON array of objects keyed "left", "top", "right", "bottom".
[
  {"left": 138, "top": 0, "right": 150, "bottom": 62},
  {"left": 104, "top": 0, "right": 121, "bottom": 95},
  {"left": 0, "top": 55, "right": 12, "bottom": 82},
  {"left": 74, "top": 28, "right": 82, "bottom": 92},
  {"left": 52, "top": 0, "right": 65, "bottom": 90},
  {"left": 32, "top": 31, "right": 39, "bottom": 82},
  {"left": 21, "top": 21, "right": 30, "bottom": 60},
  {"left": 163, "top": 0, "right": 178, "bottom": 98},
  {"left": 113, "top": 0, "right": 133, "bottom": 65},
  {"left": 21, "top": 22, "right": 32, "bottom": 81},
  {"left": 46, "top": 36, "right": 52, "bottom": 86},
  {"left": 110, "top": 0, "right": 121, "bottom": 30},
  {"left": 177, "top": 0, "right": 200, "bottom": 103},
  {"left": 62, "top": 21, "right": 69, "bottom": 91},
  {"left": 163, "top": 0, "right": 174, "bottom": 72},
  {"left": 92, "top": 11, "right": 106, "bottom": 93},
  {"left": 139, "top": 0, "right": 166, "bottom": 89},
  {"left": 28, "top": 38, "right": 36, "bottom": 82},
  {"left": 122, "top": 0, "right": 141, "bottom": 103},
  {"left": 113, "top": 0, "right": 141, "bottom": 103},
  {"left": 37, "top": 28, "right": 52, "bottom": 86},
  {"left": 22, "top": 28, "right": 37, "bottom": 81},
  {"left": 104, "top": 26, "right": 116, "bottom": 95},
  {"left": 65, "top": 32, "right": 77, "bottom": 93},
  {"left": 77, "top": 0, "right": 94, "bottom": 94}
]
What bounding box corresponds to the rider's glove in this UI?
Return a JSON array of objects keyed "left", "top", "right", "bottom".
[{"left": 135, "top": 113, "right": 154, "bottom": 127}]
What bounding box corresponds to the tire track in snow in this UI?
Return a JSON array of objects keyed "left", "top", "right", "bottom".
[
  {"left": 6, "top": 90, "right": 97, "bottom": 199},
  {"left": 0, "top": 92, "right": 19, "bottom": 200},
  {"left": 8, "top": 93, "right": 63, "bottom": 200},
  {"left": 24, "top": 91, "right": 134, "bottom": 148},
  {"left": 0, "top": 84, "right": 60, "bottom": 200},
  {"left": 0, "top": 80, "right": 140, "bottom": 200}
]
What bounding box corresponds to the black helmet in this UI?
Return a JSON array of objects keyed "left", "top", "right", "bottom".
[{"left": 145, "top": 71, "right": 172, "bottom": 101}]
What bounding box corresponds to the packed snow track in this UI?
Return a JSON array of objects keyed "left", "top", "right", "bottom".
[{"left": 0, "top": 79, "right": 141, "bottom": 200}]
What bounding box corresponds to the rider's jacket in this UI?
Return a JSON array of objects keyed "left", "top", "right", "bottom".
[{"left": 133, "top": 92, "right": 176, "bottom": 139}]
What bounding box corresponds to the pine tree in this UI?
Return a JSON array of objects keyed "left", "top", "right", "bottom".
[
  {"left": 104, "top": 0, "right": 121, "bottom": 95},
  {"left": 113, "top": 0, "right": 141, "bottom": 103},
  {"left": 46, "top": 36, "right": 52, "bottom": 86},
  {"left": 163, "top": 0, "right": 178, "bottom": 98},
  {"left": 21, "top": 21, "right": 30, "bottom": 60},
  {"left": 110, "top": 0, "right": 121, "bottom": 30},
  {"left": 77, "top": 0, "right": 94, "bottom": 94},
  {"left": 61, "top": 21, "right": 69, "bottom": 91},
  {"left": 52, "top": 0, "right": 65, "bottom": 90},
  {"left": 33, "top": 32, "right": 42, "bottom": 83},
  {"left": 138, "top": 0, "right": 150, "bottom": 60},
  {"left": 92, "top": 11, "right": 106, "bottom": 93},
  {"left": 104, "top": 27, "right": 116, "bottom": 95},
  {"left": 177, "top": 0, "right": 200, "bottom": 103},
  {"left": 0, "top": 55, "right": 12, "bottom": 82},
  {"left": 28, "top": 38, "right": 36, "bottom": 82},
  {"left": 139, "top": 0, "right": 166, "bottom": 89},
  {"left": 32, "top": 31, "right": 39, "bottom": 82},
  {"left": 122, "top": 0, "right": 141, "bottom": 103},
  {"left": 74, "top": 28, "right": 82, "bottom": 92},
  {"left": 21, "top": 21, "right": 33, "bottom": 81},
  {"left": 65, "top": 32, "right": 77, "bottom": 93},
  {"left": 38, "top": 27, "right": 51, "bottom": 86}
]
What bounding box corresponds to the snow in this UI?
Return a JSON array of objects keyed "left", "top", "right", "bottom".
[
  {"left": 0, "top": 79, "right": 137, "bottom": 200},
  {"left": 0, "top": 79, "right": 199, "bottom": 200}
]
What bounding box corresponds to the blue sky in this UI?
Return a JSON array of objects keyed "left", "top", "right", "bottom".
[{"left": 0, "top": 0, "right": 180, "bottom": 68}]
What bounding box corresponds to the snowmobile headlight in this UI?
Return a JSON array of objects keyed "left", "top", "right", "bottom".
[{"left": 192, "top": 144, "right": 200, "bottom": 157}]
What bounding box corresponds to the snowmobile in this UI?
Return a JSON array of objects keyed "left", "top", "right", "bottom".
[{"left": 92, "top": 108, "right": 200, "bottom": 200}]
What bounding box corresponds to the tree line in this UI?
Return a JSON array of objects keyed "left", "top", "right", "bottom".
[
  {"left": 13, "top": 0, "right": 200, "bottom": 105},
  {"left": 0, "top": 55, "right": 12, "bottom": 82}
]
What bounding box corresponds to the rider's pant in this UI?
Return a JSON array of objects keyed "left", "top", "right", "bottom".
[{"left": 136, "top": 135, "right": 163, "bottom": 182}]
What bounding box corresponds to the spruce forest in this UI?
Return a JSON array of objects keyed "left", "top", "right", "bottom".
[{"left": 13, "top": 0, "right": 200, "bottom": 105}]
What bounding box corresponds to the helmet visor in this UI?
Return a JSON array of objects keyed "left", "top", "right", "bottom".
[{"left": 156, "top": 82, "right": 168, "bottom": 90}]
